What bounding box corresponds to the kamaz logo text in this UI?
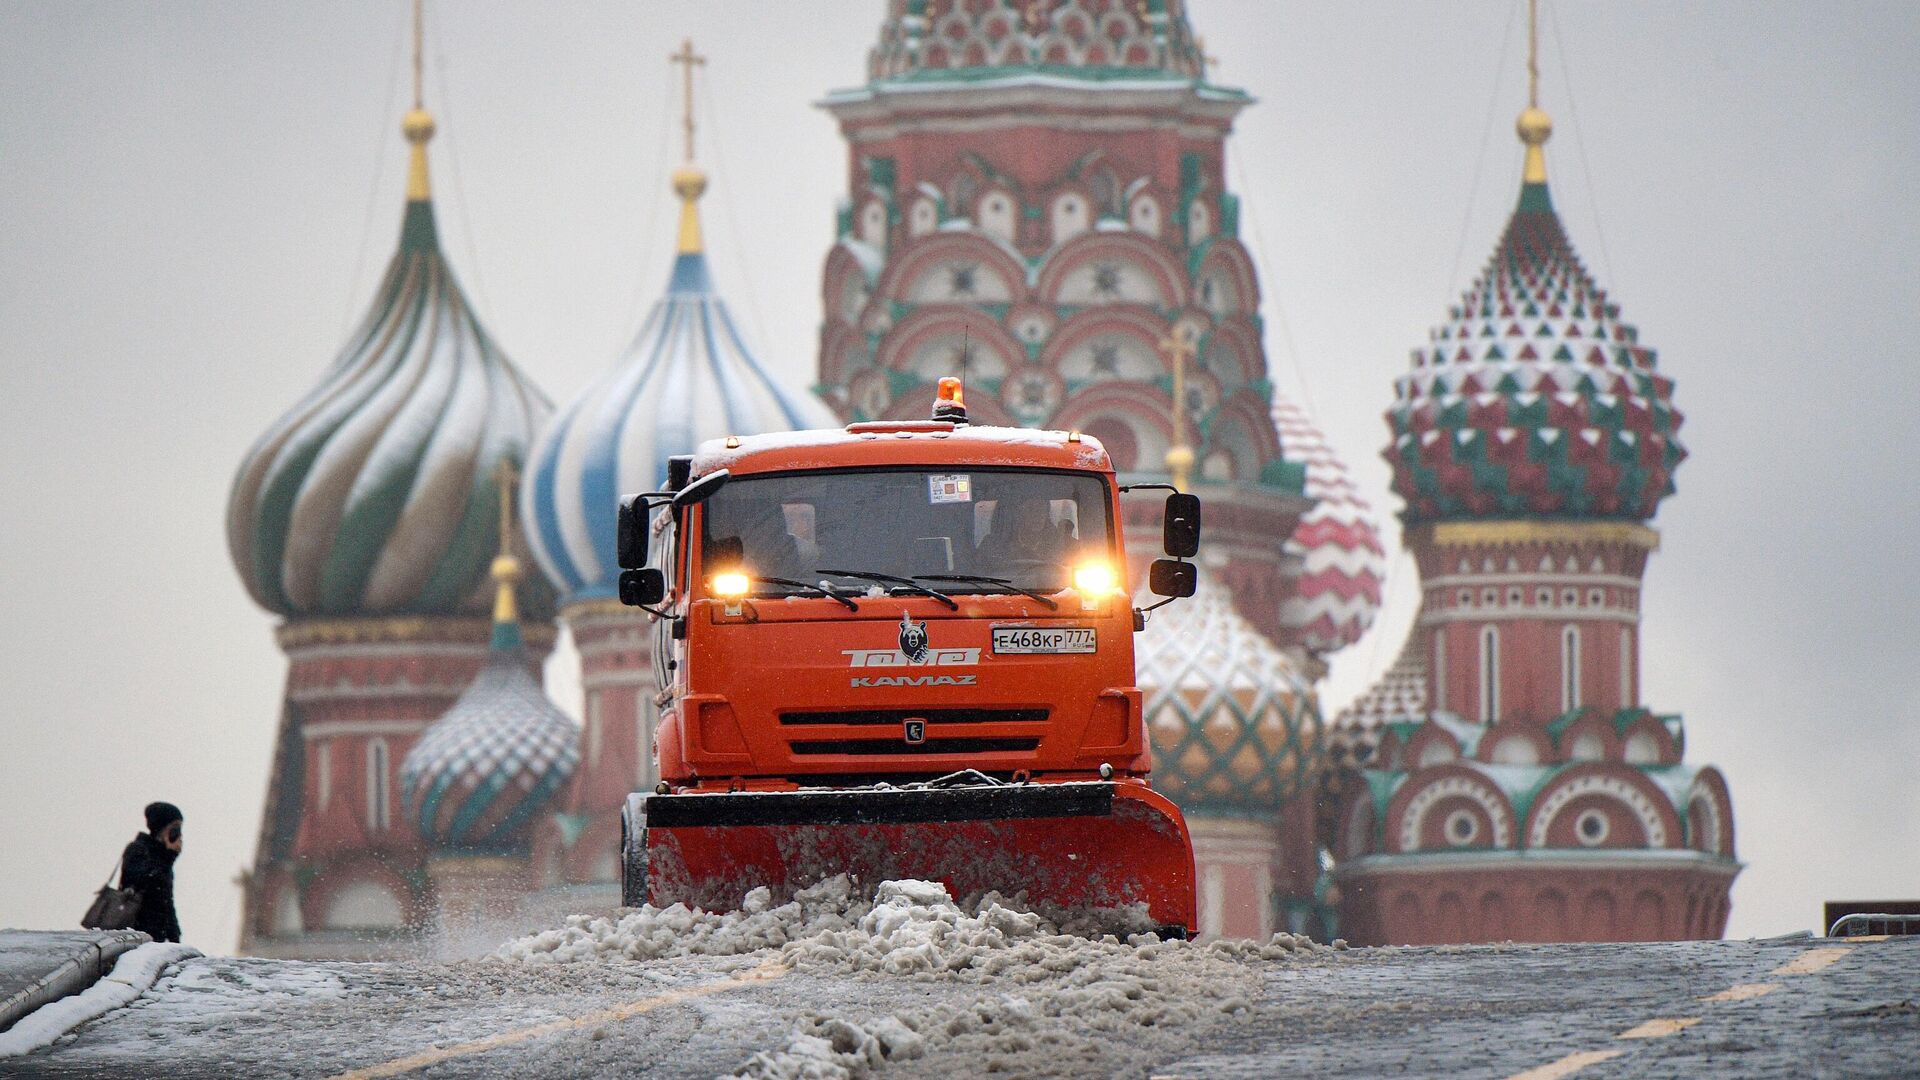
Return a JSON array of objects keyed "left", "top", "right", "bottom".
[
  {"left": 843, "top": 648, "right": 981, "bottom": 668},
  {"left": 851, "top": 674, "right": 979, "bottom": 688}
]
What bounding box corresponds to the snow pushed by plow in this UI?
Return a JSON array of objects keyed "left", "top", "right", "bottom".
[{"left": 500, "top": 877, "right": 1334, "bottom": 1079}]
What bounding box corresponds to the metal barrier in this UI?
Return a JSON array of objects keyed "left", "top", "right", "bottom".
[{"left": 1827, "top": 912, "right": 1920, "bottom": 938}]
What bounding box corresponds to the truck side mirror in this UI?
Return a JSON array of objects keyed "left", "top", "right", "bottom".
[
  {"left": 673, "top": 468, "right": 730, "bottom": 509},
  {"left": 1149, "top": 559, "right": 1197, "bottom": 599},
  {"left": 1163, "top": 493, "right": 1201, "bottom": 559},
  {"left": 616, "top": 494, "right": 649, "bottom": 570},
  {"left": 665, "top": 454, "right": 694, "bottom": 493},
  {"left": 618, "top": 568, "right": 666, "bottom": 607}
]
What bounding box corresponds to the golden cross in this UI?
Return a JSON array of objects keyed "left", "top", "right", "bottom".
[
  {"left": 670, "top": 38, "right": 706, "bottom": 164},
  {"left": 1526, "top": 0, "right": 1540, "bottom": 109},
  {"left": 411, "top": 0, "right": 424, "bottom": 109},
  {"left": 1194, "top": 35, "right": 1218, "bottom": 71}
]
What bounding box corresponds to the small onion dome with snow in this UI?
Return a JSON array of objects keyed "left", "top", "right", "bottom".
[
  {"left": 1136, "top": 563, "right": 1322, "bottom": 814},
  {"left": 226, "top": 104, "right": 552, "bottom": 618},
  {"left": 1271, "top": 396, "right": 1386, "bottom": 653},
  {"left": 1385, "top": 109, "right": 1683, "bottom": 525},
  {"left": 524, "top": 162, "right": 835, "bottom": 604},
  {"left": 402, "top": 550, "right": 577, "bottom": 852}
]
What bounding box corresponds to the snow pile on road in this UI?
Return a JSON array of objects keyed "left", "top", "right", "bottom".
[
  {"left": 0, "top": 943, "right": 201, "bottom": 1058},
  {"left": 498, "top": 876, "right": 1155, "bottom": 971},
  {"left": 500, "top": 878, "right": 1332, "bottom": 1078}
]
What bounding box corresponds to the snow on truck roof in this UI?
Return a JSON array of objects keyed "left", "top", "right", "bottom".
[{"left": 690, "top": 422, "right": 1112, "bottom": 477}]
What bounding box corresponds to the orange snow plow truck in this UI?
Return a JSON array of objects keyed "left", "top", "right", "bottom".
[{"left": 614, "top": 378, "right": 1202, "bottom": 935}]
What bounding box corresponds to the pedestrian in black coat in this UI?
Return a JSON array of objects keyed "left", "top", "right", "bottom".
[{"left": 121, "top": 801, "right": 183, "bottom": 943}]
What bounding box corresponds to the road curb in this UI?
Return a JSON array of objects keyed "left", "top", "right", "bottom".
[
  {"left": 0, "top": 930, "right": 149, "bottom": 1035},
  {"left": 0, "top": 941, "right": 201, "bottom": 1057}
]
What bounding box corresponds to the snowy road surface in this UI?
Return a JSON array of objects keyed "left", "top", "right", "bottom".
[{"left": 7, "top": 882, "right": 1916, "bottom": 1078}]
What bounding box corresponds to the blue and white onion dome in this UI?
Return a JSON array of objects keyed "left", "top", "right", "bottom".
[
  {"left": 402, "top": 534, "right": 579, "bottom": 852},
  {"left": 524, "top": 162, "right": 838, "bottom": 604},
  {"left": 1136, "top": 558, "right": 1323, "bottom": 814},
  {"left": 227, "top": 101, "right": 552, "bottom": 619}
]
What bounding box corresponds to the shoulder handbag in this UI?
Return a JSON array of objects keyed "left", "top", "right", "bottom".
[{"left": 80, "top": 853, "right": 142, "bottom": 931}]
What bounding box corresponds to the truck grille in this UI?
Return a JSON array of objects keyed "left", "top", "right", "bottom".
[
  {"left": 780, "top": 708, "right": 1048, "bottom": 726},
  {"left": 789, "top": 737, "right": 1042, "bottom": 756}
]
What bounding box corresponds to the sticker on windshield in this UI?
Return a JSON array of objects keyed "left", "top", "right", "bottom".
[{"left": 928, "top": 474, "right": 972, "bottom": 504}]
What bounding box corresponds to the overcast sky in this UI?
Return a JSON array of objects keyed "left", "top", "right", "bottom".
[{"left": 2, "top": 2, "right": 1915, "bottom": 951}]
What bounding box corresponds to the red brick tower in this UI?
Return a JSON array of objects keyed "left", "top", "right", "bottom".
[
  {"left": 1328, "top": 8, "right": 1737, "bottom": 944},
  {"left": 814, "top": 1, "right": 1390, "bottom": 937},
  {"left": 815, "top": 0, "right": 1317, "bottom": 643}
]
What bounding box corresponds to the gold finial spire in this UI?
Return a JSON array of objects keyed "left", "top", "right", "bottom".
[
  {"left": 669, "top": 38, "right": 709, "bottom": 255},
  {"left": 1159, "top": 325, "right": 1199, "bottom": 491},
  {"left": 401, "top": 0, "right": 436, "bottom": 201},
  {"left": 491, "top": 459, "right": 522, "bottom": 628},
  {"left": 1515, "top": 0, "right": 1552, "bottom": 185}
]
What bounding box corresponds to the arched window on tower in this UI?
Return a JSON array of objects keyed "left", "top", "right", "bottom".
[
  {"left": 1479, "top": 625, "right": 1501, "bottom": 725},
  {"left": 315, "top": 738, "right": 332, "bottom": 814},
  {"left": 1620, "top": 626, "right": 1634, "bottom": 706},
  {"left": 587, "top": 695, "right": 604, "bottom": 769},
  {"left": 950, "top": 172, "right": 979, "bottom": 219},
  {"left": 1561, "top": 625, "right": 1582, "bottom": 712},
  {"left": 365, "top": 739, "right": 391, "bottom": 832},
  {"left": 1089, "top": 167, "right": 1121, "bottom": 219}
]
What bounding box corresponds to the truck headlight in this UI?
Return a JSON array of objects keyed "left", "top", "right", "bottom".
[
  {"left": 712, "top": 571, "right": 750, "bottom": 598},
  {"left": 1073, "top": 562, "right": 1117, "bottom": 595}
]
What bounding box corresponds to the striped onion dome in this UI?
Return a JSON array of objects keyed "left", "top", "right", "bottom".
[
  {"left": 1386, "top": 104, "right": 1683, "bottom": 525},
  {"left": 227, "top": 106, "right": 552, "bottom": 618},
  {"left": 402, "top": 548, "right": 577, "bottom": 853},
  {"left": 1137, "top": 563, "right": 1322, "bottom": 815},
  {"left": 525, "top": 164, "right": 836, "bottom": 603},
  {"left": 1271, "top": 395, "right": 1386, "bottom": 654}
]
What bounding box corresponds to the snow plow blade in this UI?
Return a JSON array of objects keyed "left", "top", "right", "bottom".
[{"left": 627, "top": 781, "right": 1196, "bottom": 936}]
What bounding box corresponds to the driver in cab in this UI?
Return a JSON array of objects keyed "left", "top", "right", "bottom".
[{"left": 976, "top": 495, "right": 1073, "bottom": 584}]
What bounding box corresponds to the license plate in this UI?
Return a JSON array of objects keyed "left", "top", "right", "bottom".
[{"left": 991, "top": 626, "right": 1096, "bottom": 655}]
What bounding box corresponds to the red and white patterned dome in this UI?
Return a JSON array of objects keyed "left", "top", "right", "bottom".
[{"left": 1272, "top": 396, "right": 1386, "bottom": 654}]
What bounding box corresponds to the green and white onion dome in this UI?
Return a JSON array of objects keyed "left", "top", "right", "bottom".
[
  {"left": 1137, "top": 561, "right": 1322, "bottom": 814},
  {"left": 227, "top": 106, "right": 552, "bottom": 618}
]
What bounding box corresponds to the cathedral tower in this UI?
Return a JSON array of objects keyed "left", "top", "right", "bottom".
[
  {"left": 227, "top": 7, "right": 554, "bottom": 957},
  {"left": 1330, "top": 4, "right": 1737, "bottom": 944},
  {"left": 524, "top": 41, "right": 835, "bottom": 893},
  {"left": 815, "top": 1, "right": 1386, "bottom": 936}
]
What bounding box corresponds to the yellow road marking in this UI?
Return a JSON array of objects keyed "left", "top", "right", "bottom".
[
  {"left": 1504, "top": 1048, "right": 1627, "bottom": 1080},
  {"left": 1700, "top": 982, "right": 1780, "bottom": 1003},
  {"left": 1771, "top": 947, "right": 1853, "bottom": 976},
  {"left": 325, "top": 959, "right": 786, "bottom": 1080},
  {"left": 1839, "top": 934, "right": 1892, "bottom": 942},
  {"left": 1617, "top": 1017, "right": 1700, "bottom": 1039}
]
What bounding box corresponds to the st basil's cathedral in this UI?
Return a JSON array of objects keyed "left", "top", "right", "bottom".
[{"left": 226, "top": 0, "right": 1735, "bottom": 958}]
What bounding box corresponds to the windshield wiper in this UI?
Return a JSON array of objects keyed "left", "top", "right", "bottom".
[
  {"left": 816, "top": 568, "right": 959, "bottom": 610},
  {"left": 914, "top": 573, "right": 1059, "bottom": 610},
  {"left": 747, "top": 575, "right": 860, "bottom": 611}
]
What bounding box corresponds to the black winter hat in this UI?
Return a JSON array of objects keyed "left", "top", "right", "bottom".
[{"left": 144, "top": 801, "right": 183, "bottom": 834}]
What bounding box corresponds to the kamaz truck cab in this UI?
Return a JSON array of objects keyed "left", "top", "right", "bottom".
[{"left": 615, "top": 379, "right": 1202, "bottom": 933}]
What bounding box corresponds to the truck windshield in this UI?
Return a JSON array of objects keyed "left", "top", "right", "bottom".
[{"left": 700, "top": 468, "right": 1113, "bottom": 597}]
